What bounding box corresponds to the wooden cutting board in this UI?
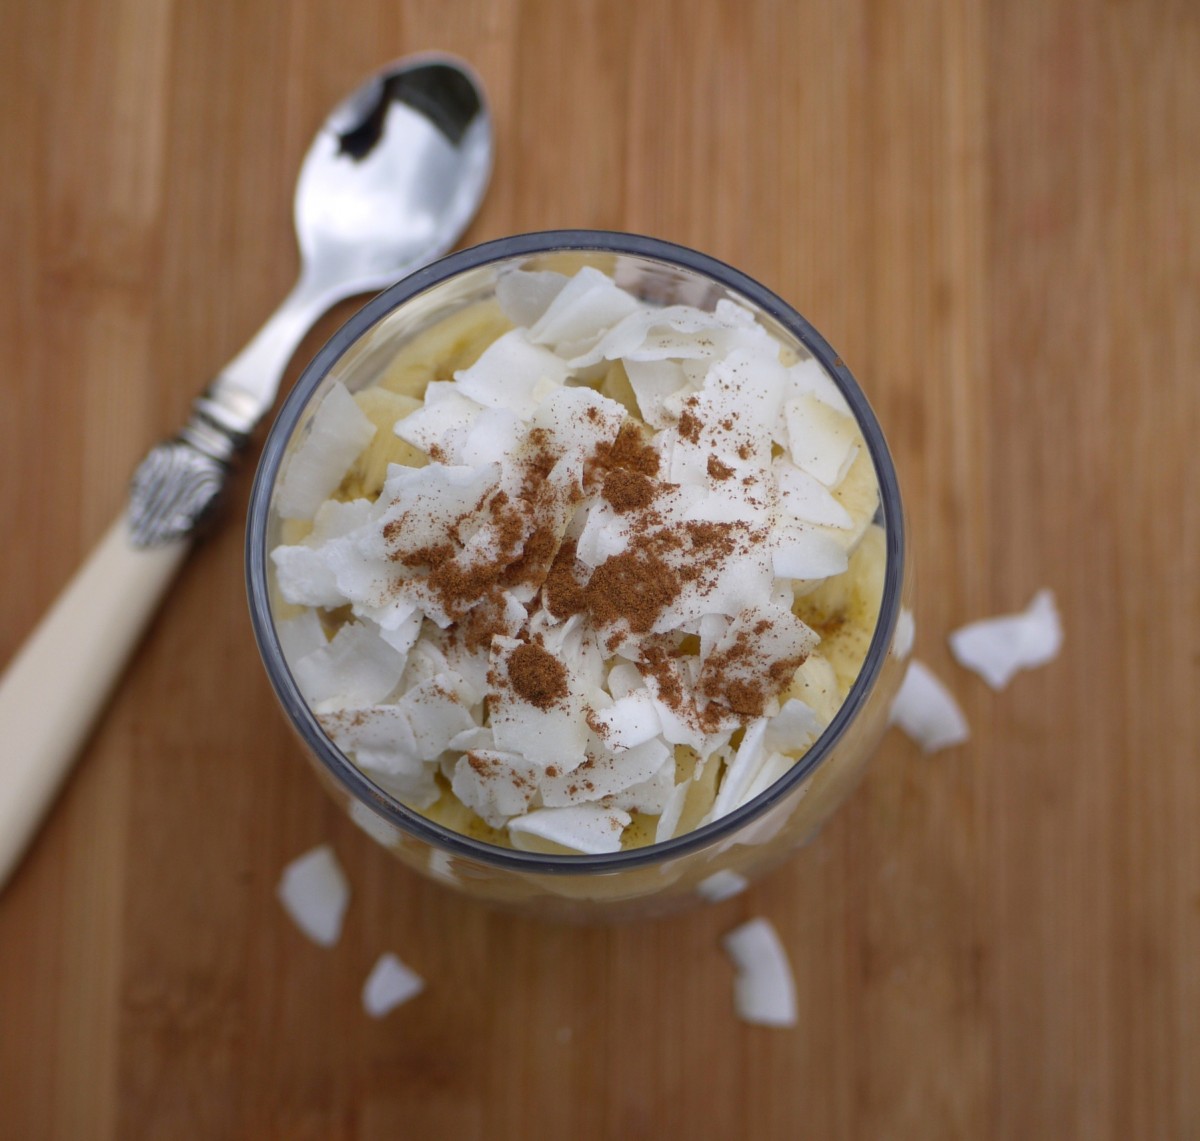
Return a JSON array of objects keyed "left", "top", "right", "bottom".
[{"left": 2, "top": 1, "right": 1197, "bottom": 1137}]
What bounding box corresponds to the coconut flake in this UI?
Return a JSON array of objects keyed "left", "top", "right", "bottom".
[
  {"left": 291, "top": 620, "right": 409, "bottom": 712},
  {"left": 948, "top": 589, "right": 1063, "bottom": 689},
  {"left": 891, "top": 606, "right": 916, "bottom": 660},
  {"left": 783, "top": 394, "right": 859, "bottom": 489},
  {"left": 527, "top": 264, "right": 642, "bottom": 355},
  {"left": 890, "top": 659, "right": 970, "bottom": 753},
  {"left": 540, "top": 739, "right": 671, "bottom": 809},
  {"left": 587, "top": 688, "right": 663, "bottom": 750},
  {"left": 697, "top": 869, "right": 750, "bottom": 902},
  {"left": 623, "top": 358, "right": 695, "bottom": 429},
  {"left": 786, "top": 356, "right": 853, "bottom": 417},
  {"left": 770, "top": 523, "right": 850, "bottom": 581},
  {"left": 495, "top": 268, "right": 569, "bottom": 327},
  {"left": 710, "top": 718, "right": 770, "bottom": 819},
  {"left": 362, "top": 952, "right": 425, "bottom": 1018},
  {"left": 277, "top": 844, "right": 350, "bottom": 947},
  {"left": 508, "top": 804, "right": 631, "bottom": 854},
  {"left": 773, "top": 458, "right": 854, "bottom": 529},
  {"left": 722, "top": 918, "right": 798, "bottom": 1028},
  {"left": 453, "top": 328, "right": 571, "bottom": 418},
  {"left": 392, "top": 382, "right": 483, "bottom": 462},
  {"left": 654, "top": 780, "right": 689, "bottom": 843},
  {"left": 276, "top": 382, "right": 376, "bottom": 520},
  {"left": 764, "top": 698, "right": 823, "bottom": 753},
  {"left": 451, "top": 750, "right": 542, "bottom": 827},
  {"left": 275, "top": 609, "right": 328, "bottom": 665},
  {"left": 320, "top": 703, "right": 440, "bottom": 807}
]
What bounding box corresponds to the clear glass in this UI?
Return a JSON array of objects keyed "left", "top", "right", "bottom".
[{"left": 246, "top": 230, "right": 912, "bottom": 922}]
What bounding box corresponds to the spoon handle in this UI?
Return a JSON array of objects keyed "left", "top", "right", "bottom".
[
  {"left": 0, "top": 519, "right": 188, "bottom": 892},
  {"left": 214, "top": 270, "right": 339, "bottom": 430},
  {"left": 0, "top": 275, "right": 343, "bottom": 893}
]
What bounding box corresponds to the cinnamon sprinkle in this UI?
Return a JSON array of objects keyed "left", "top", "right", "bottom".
[
  {"left": 543, "top": 538, "right": 587, "bottom": 620},
  {"left": 377, "top": 371, "right": 802, "bottom": 744},
  {"left": 584, "top": 549, "right": 679, "bottom": 634},
  {"left": 507, "top": 642, "right": 569, "bottom": 710},
  {"left": 707, "top": 455, "right": 733, "bottom": 481},
  {"left": 678, "top": 408, "right": 702, "bottom": 443},
  {"left": 601, "top": 469, "right": 657, "bottom": 513}
]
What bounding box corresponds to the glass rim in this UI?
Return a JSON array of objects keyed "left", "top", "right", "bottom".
[{"left": 246, "top": 228, "right": 905, "bottom": 876}]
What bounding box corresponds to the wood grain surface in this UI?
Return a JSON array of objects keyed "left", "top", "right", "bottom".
[{"left": 2, "top": 1, "right": 1198, "bottom": 1138}]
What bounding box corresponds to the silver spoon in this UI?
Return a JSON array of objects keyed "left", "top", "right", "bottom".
[{"left": 0, "top": 55, "right": 493, "bottom": 892}]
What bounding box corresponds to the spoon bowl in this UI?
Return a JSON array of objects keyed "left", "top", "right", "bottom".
[
  {"left": 221, "top": 55, "right": 493, "bottom": 403},
  {"left": 295, "top": 57, "right": 493, "bottom": 293}
]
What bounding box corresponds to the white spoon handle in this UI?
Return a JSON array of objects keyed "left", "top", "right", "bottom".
[{"left": 0, "top": 517, "right": 188, "bottom": 891}]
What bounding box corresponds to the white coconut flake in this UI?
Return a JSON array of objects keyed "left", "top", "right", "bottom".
[
  {"left": 362, "top": 952, "right": 425, "bottom": 1018},
  {"left": 623, "top": 358, "right": 694, "bottom": 429},
  {"left": 891, "top": 606, "right": 916, "bottom": 660},
  {"left": 654, "top": 780, "right": 690, "bottom": 844},
  {"left": 588, "top": 688, "right": 663, "bottom": 750},
  {"left": 890, "top": 659, "right": 970, "bottom": 754},
  {"left": 773, "top": 458, "right": 854, "bottom": 529},
  {"left": 277, "top": 844, "right": 350, "bottom": 947},
  {"left": 451, "top": 750, "right": 542, "bottom": 827},
  {"left": 276, "top": 382, "right": 376, "bottom": 520},
  {"left": 948, "top": 589, "right": 1063, "bottom": 689},
  {"left": 786, "top": 356, "right": 853, "bottom": 417},
  {"left": 495, "top": 268, "right": 569, "bottom": 327},
  {"left": 783, "top": 394, "right": 859, "bottom": 489},
  {"left": 453, "top": 328, "right": 571, "bottom": 418},
  {"left": 291, "top": 620, "right": 409, "bottom": 712},
  {"left": 697, "top": 869, "right": 750, "bottom": 902},
  {"left": 527, "top": 264, "right": 642, "bottom": 355},
  {"left": 722, "top": 918, "right": 798, "bottom": 1028},
  {"left": 275, "top": 609, "right": 328, "bottom": 665},
  {"left": 770, "top": 523, "right": 850, "bottom": 581},
  {"left": 508, "top": 804, "right": 632, "bottom": 854}
]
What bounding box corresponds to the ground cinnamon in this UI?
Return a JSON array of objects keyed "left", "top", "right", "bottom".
[{"left": 508, "top": 642, "right": 569, "bottom": 709}]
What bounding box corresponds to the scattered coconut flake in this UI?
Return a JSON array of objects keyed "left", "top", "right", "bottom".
[
  {"left": 889, "top": 659, "right": 970, "bottom": 753},
  {"left": 276, "top": 843, "right": 350, "bottom": 947},
  {"left": 362, "top": 952, "right": 425, "bottom": 1018},
  {"left": 948, "top": 589, "right": 1063, "bottom": 689},
  {"left": 722, "top": 918, "right": 798, "bottom": 1028},
  {"left": 276, "top": 382, "right": 376, "bottom": 520},
  {"left": 697, "top": 869, "right": 750, "bottom": 902},
  {"left": 891, "top": 606, "right": 915, "bottom": 660}
]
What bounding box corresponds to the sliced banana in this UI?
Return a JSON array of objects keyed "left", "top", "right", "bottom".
[
  {"left": 341, "top": 388, "right": 426, "bottom": 500},
  {"left": 376, "top": 299, "right": 513, "bottom": 399}
]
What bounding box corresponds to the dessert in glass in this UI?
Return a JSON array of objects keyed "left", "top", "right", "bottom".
[{"left": 246, "top": 231, "right": 911, "bottom": 921}]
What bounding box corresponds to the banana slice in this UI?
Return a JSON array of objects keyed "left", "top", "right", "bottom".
[
  {"left": 376, "top": 299, "right": 514, "bottom": 399},
  {"left": 339, "top": 387, "right": 426, "bottom": 501},
  {"left": 825, "top": 444, "right": 880, "bottom": 548}
]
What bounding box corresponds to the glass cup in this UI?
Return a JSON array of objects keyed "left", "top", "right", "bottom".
[{"left": 246, "top": 230, "right": 911, "bottom": 922}]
